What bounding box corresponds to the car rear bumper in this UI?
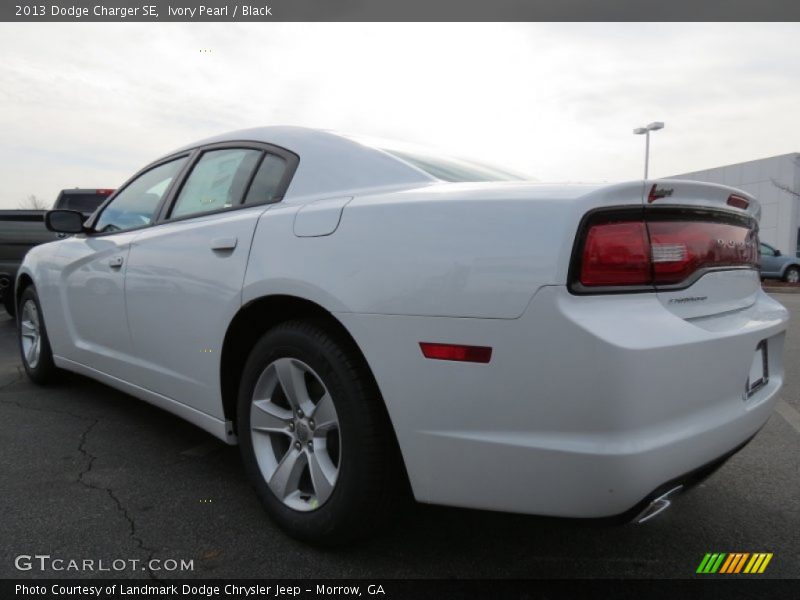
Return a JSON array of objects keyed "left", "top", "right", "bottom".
[
  {"left": 610, "top": 429, "right": 758, "bottom": 524},
  {"left": 337, "top": 285, "right": 788, "bottom": 517}
]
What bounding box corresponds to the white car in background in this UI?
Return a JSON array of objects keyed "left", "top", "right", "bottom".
[{"left": 15, "top": 127, "right": 788, "bottom": 543}]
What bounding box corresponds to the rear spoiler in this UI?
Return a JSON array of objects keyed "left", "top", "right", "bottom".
[{"left": 646, "top": 179, "right": 760, "bottom": 222}]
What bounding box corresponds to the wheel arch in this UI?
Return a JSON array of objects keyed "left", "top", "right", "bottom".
[
  {"left": 220, "top": 295, "right": 394, "bottom": 441},
  {"left": 781, "top": 262, "right": 800, "bottom": 278},
  {"left": 220, "top": 294, "right": 412, "bottom": 492},
  {"left": 14, "top": 272, "right": 34, "bottom": 310}
]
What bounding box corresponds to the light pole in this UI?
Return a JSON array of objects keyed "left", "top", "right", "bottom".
[{"left": 633, "top": 121, "right": 664, "bottom": 180}]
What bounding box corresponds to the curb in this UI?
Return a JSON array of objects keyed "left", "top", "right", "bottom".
[{"left": 763, "top": 287, "right": 800, "bottom": 294}]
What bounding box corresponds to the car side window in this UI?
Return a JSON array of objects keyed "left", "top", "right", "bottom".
[
  {"left": 170, "top": 149, "right": 262, "bottom": 219},
  {"left": 244, "top": 153, "right": 288, "bottom": 205},
  {"left": 760, "top": 244, "right": 775, "bottom": 257},
  {"left": 94, "top": 158, "right": 186, "bottom": 233}
]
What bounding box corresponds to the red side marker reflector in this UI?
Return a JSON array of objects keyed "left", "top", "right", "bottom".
[
  {"left": 727, "top": 194, "right": 749, "bottom": 210},
  {"left": 419, "top": 342, "right": 492, "bottom": 364}
]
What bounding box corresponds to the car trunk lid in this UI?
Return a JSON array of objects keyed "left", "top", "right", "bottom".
[
  {"left": 647, "top": 180, "right": 760, "bottom": 319},
  {"left": 572, "top": 179, "right": 761, "bottom": 319}
]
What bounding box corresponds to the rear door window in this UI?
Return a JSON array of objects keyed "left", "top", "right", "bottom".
[{"left": 170, "top": 149, "right": 262, "bottom": 219}]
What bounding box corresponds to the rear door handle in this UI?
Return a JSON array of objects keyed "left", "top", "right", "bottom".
[
  {"left": 108, "top": 256, "right": 124, "bottom": 269},
  {"left": 210, "top": 237, "right": 238, "bottom": 251}
]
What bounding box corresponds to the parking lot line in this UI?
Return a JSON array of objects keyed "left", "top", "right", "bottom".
[{"left": 776, "top": 400, "right": 800, "bottom": 435}]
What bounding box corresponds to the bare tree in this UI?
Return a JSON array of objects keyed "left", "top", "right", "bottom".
[
  {"left": 18, "top": 194, "right": 50, "bottom": 210},
  {"left": 770, "top": 155, "right": 800, "bottom": 199}
]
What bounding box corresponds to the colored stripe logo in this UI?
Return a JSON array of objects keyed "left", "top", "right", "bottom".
[{"left": 696, "top": 553, "right": 773, "bottom": 574}]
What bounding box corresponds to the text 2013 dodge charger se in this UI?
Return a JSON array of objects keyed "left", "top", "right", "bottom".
[{"left": 15, "top": 127, "right": 788, "bottom": 543}]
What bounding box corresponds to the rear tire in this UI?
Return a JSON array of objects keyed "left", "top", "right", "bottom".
[
  {"left": 17, "top": 286, "right": 60, "bottom": 384},
  {"left": 784, "top": 266, "right": 799, "bottom": 283},
  {"left": 237, "top": 320, "right": 405, "bottom": 545}
]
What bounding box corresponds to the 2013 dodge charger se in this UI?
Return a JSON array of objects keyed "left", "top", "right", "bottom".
[{"left": 14, "top": 127, "right": 788, "bottom": 543}]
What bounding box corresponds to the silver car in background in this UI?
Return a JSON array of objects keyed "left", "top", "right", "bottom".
[{"left": 760, "top": 242, "right": 800, "bottom": 283}]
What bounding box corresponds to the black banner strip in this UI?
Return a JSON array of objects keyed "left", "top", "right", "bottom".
[
  {"left": 2, "top": 0, "right": 800, "bottom": 22},
  {"left": 3, "top": 579, "right": 800, "bottom": 600}
]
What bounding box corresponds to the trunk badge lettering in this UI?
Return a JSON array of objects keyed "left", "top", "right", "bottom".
[
  {"left": 648, "top": 184, "right": 674, "bottom": 203},
  {"left": 668, "top": 296, "right": 708, "bottom": 304},
  {"left": 716, "top": 239, "right": 753, "bottom": 248}
]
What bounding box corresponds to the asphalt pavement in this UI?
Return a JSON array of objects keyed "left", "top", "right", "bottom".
[{"left": 1, "top": 297, "right": 798, "bottom": 579}]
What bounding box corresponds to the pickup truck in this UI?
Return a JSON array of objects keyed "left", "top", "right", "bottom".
[{"left": 0, "top": 188, "right": 113, "bottom": 315}]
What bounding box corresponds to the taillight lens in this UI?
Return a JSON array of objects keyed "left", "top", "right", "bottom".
[
  {"left": 648, "top": 221, "right": 757, "bottom": 285},
  {"left": 580, "top": 222, "right": 651, "bottom": 286},
  {"left": 576, "top": 213, "right": 757, "bottom": 290}
]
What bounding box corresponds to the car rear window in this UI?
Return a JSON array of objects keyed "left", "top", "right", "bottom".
[
  {"left": 381, "top": 148, "right": 526, "bottom": 183},
  {"left": 58, "top": 193, "right": 106, "bottom": 213}
]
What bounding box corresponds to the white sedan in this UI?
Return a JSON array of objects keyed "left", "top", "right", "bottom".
[{"left": 15, "top": 127, "right": 788, "bottom": 543}]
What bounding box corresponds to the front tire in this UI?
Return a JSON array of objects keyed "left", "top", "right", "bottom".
[
  {"left": 784, "top": 266, "right": 799, "bottom": 283},
  {"left": 237, "top": 320, "right": 404, "bottom": 545},
  {"left": 17, "top": 286, "right": 59, "bottom": 384}
]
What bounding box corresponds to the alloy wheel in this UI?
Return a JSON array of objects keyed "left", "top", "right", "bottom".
[
  {"left": 250, "top": 357, "right": 341, "bottom": 511},
  {"left": 20, "top": 299, "right": 41, "bottom": 369}
]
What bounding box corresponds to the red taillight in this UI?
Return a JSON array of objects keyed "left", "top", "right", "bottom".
[
  {"left": 649, "top": 221, "right": 757, "bottom": 285},
  {"left": 576, "top": 214, "right": 757, "bottom": 289},
  {"left": 580, "top": 221, "right": 651, "bottom": 286},
  {"left": 419, "top": 342, "right": 492, "bottom": 363},
  {"left": 97, "top": 189, "right": 114, "bottom": 195}
]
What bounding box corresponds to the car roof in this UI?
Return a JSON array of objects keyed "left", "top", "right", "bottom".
[{"left": 171, "top": 126, "right": 437, "bottom": 201}]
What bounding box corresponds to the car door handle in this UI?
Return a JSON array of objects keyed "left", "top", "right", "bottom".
[
  {"left": 210, "top": 237, "right": 238, "bottom": 251},
  {"left": 108, "top": 256, "right": 124, "bottom": 269}
]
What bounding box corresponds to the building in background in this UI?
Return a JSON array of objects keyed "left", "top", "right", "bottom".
[{"left": 671, "top": 153, "right": 800, "bottom": 257}]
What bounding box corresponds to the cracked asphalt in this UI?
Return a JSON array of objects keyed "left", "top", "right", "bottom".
[{"left": 1, "top": 297, "right": 799, "bottom": 580}]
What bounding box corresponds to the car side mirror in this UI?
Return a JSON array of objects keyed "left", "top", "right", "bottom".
[
  {"left": 45, "top": 210, "right": 85, "bottom": 234},
  {"left": 775, "top": 249, "right": 782, "bottom": 257}
]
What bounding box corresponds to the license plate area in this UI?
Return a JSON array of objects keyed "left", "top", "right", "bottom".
[{"left": 745, "top": 340, "right": 769, "bottom": 398}]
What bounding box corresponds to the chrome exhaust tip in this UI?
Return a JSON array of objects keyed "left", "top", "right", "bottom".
[{"left": 636, "top": 485, "right": 684, "bottom": 524}]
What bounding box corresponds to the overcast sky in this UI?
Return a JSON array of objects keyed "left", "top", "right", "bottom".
[{"left": 0, "top": 22, "right": 799, "bottom": 209}]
